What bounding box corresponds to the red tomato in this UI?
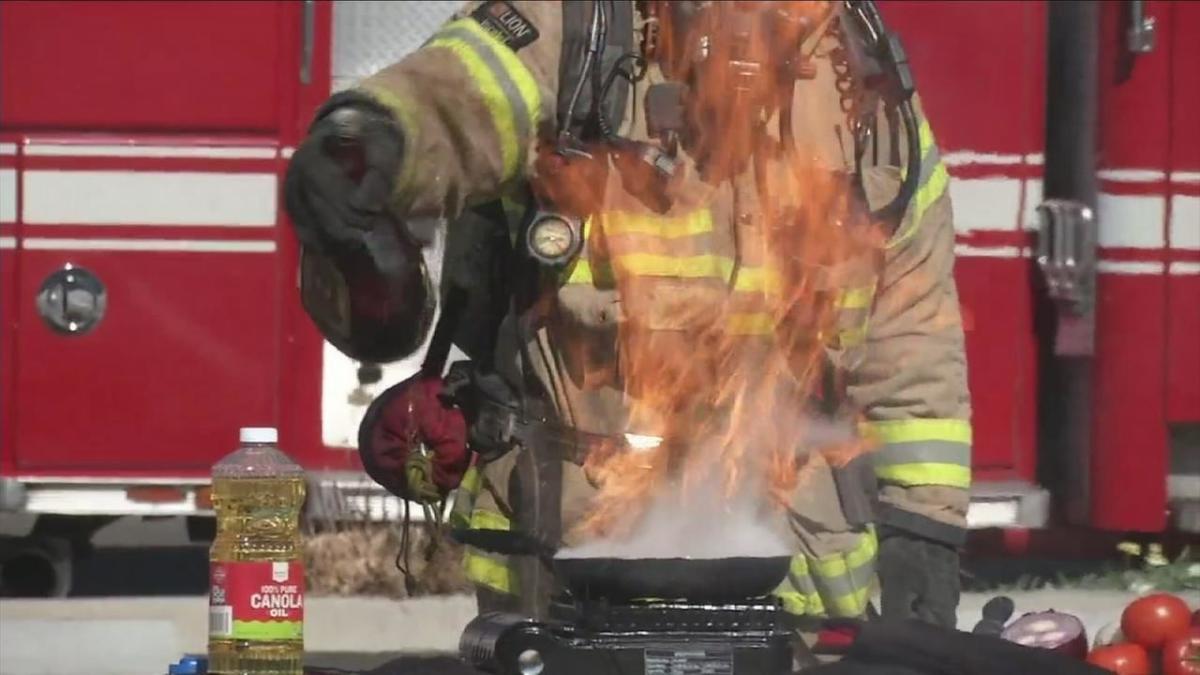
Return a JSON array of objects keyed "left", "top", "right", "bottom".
[
  {"left": 1086, "top": 644, "right": 1152, "bottom": 675},
  {"left": 1121, "top": 593, "right": 1193, "bottom": 650},
  {"left": 1162, "top": 629, "right": 1200, "bottom": 675},
  {"left": 1193, "top": 609, "right": 1200, "bottom": 627}
]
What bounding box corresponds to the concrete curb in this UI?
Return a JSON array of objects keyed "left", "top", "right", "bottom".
[{"left": 0, "top": 590, "right": 1153, "bottom": 675}]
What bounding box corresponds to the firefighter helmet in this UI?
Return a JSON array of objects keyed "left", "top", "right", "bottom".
[{"left": 299, "top": 220, "right": 435, "bottom": 364}]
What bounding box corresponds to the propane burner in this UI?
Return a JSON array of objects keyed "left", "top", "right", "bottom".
[{"left": 459, "top": 596, "right": 796, "bottom": 675}]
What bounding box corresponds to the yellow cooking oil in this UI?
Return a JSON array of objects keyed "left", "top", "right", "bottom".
[{"left": 208, "top": 427, "right": 306, "bottom": 675}]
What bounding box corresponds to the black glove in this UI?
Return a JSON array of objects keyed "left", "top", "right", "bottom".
[
  {"left": 441, "top": 361, "right": 521, "bottom": 461},
  {"left": 284, "top": 92, "right": 405, "bottom": 256},
  {"left": 877, "top": 528, "right": 961, "bottom": 630}
]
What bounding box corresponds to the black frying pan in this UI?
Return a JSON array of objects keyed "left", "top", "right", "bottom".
[{"left": 553, "top": 555, "right": 791, "bottom": 603}]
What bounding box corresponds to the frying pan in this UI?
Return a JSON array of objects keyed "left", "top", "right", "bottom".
[
  {"left": 553, "top": 555, "right": 791, "bottom": 603},
  {"left": 452, "top": 528, "right": 791, "bottom": 603}
]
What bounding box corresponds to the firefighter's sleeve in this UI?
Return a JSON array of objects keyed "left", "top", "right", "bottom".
[
  {"left": 346, "top": 1, "right": 561, "bottom": 220},
  {"left": 848, "top": 99, "right": 973, "bottom": 546}
]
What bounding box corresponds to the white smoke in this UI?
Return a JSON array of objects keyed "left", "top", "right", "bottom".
[
  {"left": 559, "top": 412, "right": 861, "bottom": 560},
  {"left": 559, "top": 477, "right": 791, "bottom": 560}
]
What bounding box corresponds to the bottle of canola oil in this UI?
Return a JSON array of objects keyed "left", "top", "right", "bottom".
[{"left": 208, "top": 427, "right": 306, "bottom": 675}]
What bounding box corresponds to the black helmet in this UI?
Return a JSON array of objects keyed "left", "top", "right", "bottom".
[{"left": 299, "top": 220, "right": 435, "bottom": 364}]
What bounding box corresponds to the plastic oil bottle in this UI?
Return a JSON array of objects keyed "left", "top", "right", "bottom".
[{"left": 208, "top": 427, "right": 306, "bottom": 675}]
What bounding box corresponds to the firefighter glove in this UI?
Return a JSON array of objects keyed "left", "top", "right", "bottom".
[
  {"left": 285, "top": 92, "right": 405, "bottom": 257},
  {"left": 441, "top": 362, "right": 520, "bottom": 461},
  {"left": 877, "top": 527, "right": 961, "bottom": 630},
  {"left": 358, "top": 374, "right": 470, "bottom": 502}
]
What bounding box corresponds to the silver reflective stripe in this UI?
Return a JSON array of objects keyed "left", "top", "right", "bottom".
[
  {"left": 436, "top": 25, "right": 533, "bottom": 151},
  {"left": 847, "top": 556, "right": 876, "bottom": 591},
  {"left": 917, "top": 144, "right": 941, "bottom": 186},
  {"left": 788, "top": 568, "right": 819, "bottom": 597},
  {"left": 872, "top": 440, "right": 971, "bottom": 468}
]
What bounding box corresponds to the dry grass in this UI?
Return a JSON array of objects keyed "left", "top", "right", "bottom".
[
  {"left": 301, "top": 483, "right": 471, "bottom": 598},
  {"left": 303, "top": 523, "right": 470, "bottom": 598}
]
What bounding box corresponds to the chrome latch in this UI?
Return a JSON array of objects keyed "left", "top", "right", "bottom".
[
  {"left": 36, "top": 264, "right": 107, "bottom": 335},
  {"left": 1127, "top": 0, "right": 1157, "bottom": 54},
  {"left": 1036, "top": 199, "right": 1096, "bottom": 316}
]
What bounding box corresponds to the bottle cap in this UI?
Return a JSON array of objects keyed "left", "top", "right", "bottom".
[
  {"left": 167, "top": 654, "right": 208, "bottom": 674},
  {"left": 239, "top": 427, "right": 278, "bottom": 444}
]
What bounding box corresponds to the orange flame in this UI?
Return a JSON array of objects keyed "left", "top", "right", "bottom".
[{"left": 546, "top": 2, "right": 885, "bottom": 542}]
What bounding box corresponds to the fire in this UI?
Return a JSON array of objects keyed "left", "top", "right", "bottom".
[{"left": 549, "top": 1, "right": 885, "bottom": 541}]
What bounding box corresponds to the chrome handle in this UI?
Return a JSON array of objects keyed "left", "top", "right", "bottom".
[
  {"left": 1036, "top": 199, "right": 1096, "bottom": 314},
  {"left": 300, "top": 0, "right": 316, "bottom": 85},
  {"left": 1127, "top": 0, "right": 1157, "bottom": 54}
]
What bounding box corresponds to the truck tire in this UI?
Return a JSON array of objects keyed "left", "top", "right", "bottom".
[
  {"left": 0, "top": 536, "right": 73, "bottom": 598},
  {"left": 186, "top": 515, "right": 217, "bottom": 543}
]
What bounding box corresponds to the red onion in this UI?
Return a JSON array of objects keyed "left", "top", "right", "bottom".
[{"left": 1001, "top": 610, "right": 1090, "bottom": 659}]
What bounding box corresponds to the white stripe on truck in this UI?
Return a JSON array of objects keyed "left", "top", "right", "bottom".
[{"left": 22, "top": 170, "right": 277, "bottom": 226}]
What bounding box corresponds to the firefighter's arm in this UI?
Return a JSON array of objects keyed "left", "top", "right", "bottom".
[
  {"left": 356, "top": 1, "right": 559, "bottom": 219},
  {"left": 285, "top": 1, "right": 560, "bottom": 250},
  {"left": 847, "top": 101, "right": 973, "bottom": 546}
]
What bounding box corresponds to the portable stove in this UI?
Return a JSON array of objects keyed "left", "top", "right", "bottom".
[{"left": 459, "top": 595, "right": 797, "bottom": 675}]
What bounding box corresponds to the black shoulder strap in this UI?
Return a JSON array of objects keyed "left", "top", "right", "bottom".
[{"left": 421, "top": 200, "right": 513, "bottom": 375}]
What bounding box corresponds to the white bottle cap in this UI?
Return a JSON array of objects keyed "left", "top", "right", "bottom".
[{"left": 239, "top": 427, "right": 278, "bottom": 444}]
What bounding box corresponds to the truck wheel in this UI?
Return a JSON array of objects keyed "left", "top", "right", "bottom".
[
  {"left": 0, "top": 536, "right": 73, "bottom": 598},
  {"left": 186, "top": 516, "right": 216, "bottom": 543}
]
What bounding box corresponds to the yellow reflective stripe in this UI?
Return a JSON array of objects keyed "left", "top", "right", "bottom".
[
  {"left": 564, "top": 258, "right": 594, "bottom": 285},
  {"left": 427, "top": 20, "right": 541, "bottom": 183},
  {"left": 614, "top": 253, "right": 733, "bottom": 280},
  {"left": 810, "top": 529, "right": 878, "bottom": 579},
  {"left": 448, "top": 467, "right": 483, "bottom": 529},
  {"left": 426, "top": 35, "right": 520, "bottom": 181},
  {"left": 780, "top": 529, "right": 879, "bottom": 618},
  {"left": 448, "top": 511, "right": 471, "bottom": 530},
  {"left": 463, "top": 506, "right": 516, "bottom": 593},
  {"left": 602, "top": 210, "right": 714, "bottom": 238},
  {"left": 469, "top": 507, "right": 511, "bottom": 531},
  {"left": 889, "top": 116, "right": 950, "bottom": 250},
  {"left": 732, "top": 266, "right": 781, "bottom": 295},
  {"left": 775, "top": 555, "right": 827, "bottom": 616},
  {"left": 865, "top": 419, "right": 973, "bottom": 445},
  {"left": 775, "top": 589, "right": 825, "bottom": 616},
  {"left": 563, "top": 258, "right": 616, "bottom": 287},
  {"left": 838, "top": 324, "right": 869, "bottom": 348},
  {"left": 563, "top": 217, "right": 615, "bottom": 287},
  {"left": 836, "top": 285, "right": 876, "bottom": 310},
  {"left": 455, "top": 18, "right": 542, "bottom": 134},
  {"left": 463, "top": 550, "right": 516, "bottom": 594},
  {"left": 726, "top": 312, "right": 775, "bottom": 336},
  {"left": 912, "top": 161, "right": 950, "bottom": 226},
  {"left": 875, "top": 463, "right": 972, "bottom": 489},
  {"left": 827, "top": 584, "right": 874, "bottom": 617},
  {"left": 459, "top": 466, "right": 482, "bottom": 495}
]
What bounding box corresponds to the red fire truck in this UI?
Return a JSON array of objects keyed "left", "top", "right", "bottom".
[{"left": 1, "top": 1, "right": 1196, "bottom": 596}]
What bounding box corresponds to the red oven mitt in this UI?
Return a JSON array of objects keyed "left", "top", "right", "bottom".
[{"left": 358, "top": 373, "right": 469, "bottom": 503}]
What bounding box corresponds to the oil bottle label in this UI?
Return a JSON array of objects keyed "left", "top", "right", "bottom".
[{"left": 209, "top": 561, "right": 304, "bottom": 641}]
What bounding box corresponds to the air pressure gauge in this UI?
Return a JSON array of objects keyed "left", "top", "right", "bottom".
[{"left": 525, "top": 212, "right": 583, "bottom": 266}]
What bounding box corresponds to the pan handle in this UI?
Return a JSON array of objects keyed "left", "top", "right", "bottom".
[{"left": 450, "top": 528, "right": 558, "bottom": 560}]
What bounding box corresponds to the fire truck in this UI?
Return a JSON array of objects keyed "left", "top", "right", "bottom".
[{"left": 0, "top": 1, "right": 1196, "bottom": 596}]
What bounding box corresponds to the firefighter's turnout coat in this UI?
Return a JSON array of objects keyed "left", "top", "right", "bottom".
[{"left": 349, "top": 0, "right": 972, "bottom": 617}]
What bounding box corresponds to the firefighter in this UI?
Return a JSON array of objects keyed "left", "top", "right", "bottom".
[{"left": 285, "top": 0, "right": 971, "bottom": 629}]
